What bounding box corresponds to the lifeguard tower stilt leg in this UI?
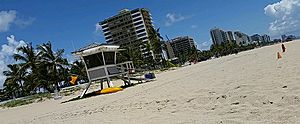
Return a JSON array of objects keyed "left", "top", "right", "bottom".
[{"left": 80, "top": 81, "right": 92, "bottom": 98}]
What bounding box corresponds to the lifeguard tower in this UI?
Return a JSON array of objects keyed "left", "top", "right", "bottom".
[{"left": 72, "top": 43, "right": 135, "bottom": 98}]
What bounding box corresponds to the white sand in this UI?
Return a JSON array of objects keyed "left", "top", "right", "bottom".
[{"left": 1, "top": 40, "right": 300, "bottom": 124}]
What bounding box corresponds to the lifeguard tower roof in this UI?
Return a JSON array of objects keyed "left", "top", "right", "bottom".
[{"left": 72, "top": 43, "right": 124, "bottom": 56}]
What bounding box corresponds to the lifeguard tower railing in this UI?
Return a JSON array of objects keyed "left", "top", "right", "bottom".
[{"left": 86, "top": 61, "right": 134, "bottom": 82}]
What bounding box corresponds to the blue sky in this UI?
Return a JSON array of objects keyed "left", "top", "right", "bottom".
[
  {"left": 1, "top": 0, "right": 283, "bottom": 51},
  {"left": 2, "top": 0, "right": 300, "bottom": 87}
]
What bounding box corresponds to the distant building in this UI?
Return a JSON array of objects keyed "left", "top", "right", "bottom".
[
  {"left": 99, "top": 8, "right": 155, "bottom": 59},
  {"left": 251, "top": 34, "right": 271, "bottom": 44},
  {"left": 170, "top": 36, "right": 196, "bottom": 57},
  {"left": 210, "top": 28, "right": 228, "bottom": 45},
  {"left": 234, "top": 31, "right": 251, "bottom": 46},
  {"left": 210, "top": 28, "right": 236, "bottom": 45},
  {"left": 251, "top": 34, "right": 263, "bottom": 43},
  {"left": 226, "top": 31, "right": 235, "bottom": 43},
  {"left": 210, "top": 27, "right": 272, "bottom": 46},
  {"left": 262, "top": 34, "right": 271, "bottom": 43},
  {"left": 282, "top": 34, "right": 298, "bottom": 41}
]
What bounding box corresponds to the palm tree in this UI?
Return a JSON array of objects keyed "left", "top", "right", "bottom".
[
  {"left": 3, "top": 79, "right": 19, "bottom": 98},
  {"left": 13, "top": 43, "right": 40, "bottom": 92},
  {"left": 57, "top": 65, "right": 70, "bottom": 87},
  {"left": 13, "top": 43, "right": 39, "bottom": 72},
  {"left": 3, "top": 64, "right": 26, "bottom": 97},
  {"left": 148, "top": 27, "right": 164, "bottom": 54},
  {"left": 118, "top": 46, "right": 144, "bottom": 68},
  {"left": 147, "top": 27, "right": 165, "bottom": 68},
  {"left": 70, "top": 60, "right": 88, "bottom": 83},
  {"left": 188, "top": 45, "right": 198, "bottom": 62},
  {"left": 38, "top": 41, "right": 68, "bottom": 92}
]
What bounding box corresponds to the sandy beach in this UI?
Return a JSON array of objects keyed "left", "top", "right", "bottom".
[{"left": 1, "top": 40, "right": 300, "bottom": 124}]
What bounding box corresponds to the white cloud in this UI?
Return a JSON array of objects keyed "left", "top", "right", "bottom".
[
  {"left": 92, "top": 23, "right": 106, "bottom": 41},
  {"left": 15, "top": 17, "right": 35, "bottom": 28},
  {"left": 0, "top": 10, "right": 34, "bottom": 32},
  {"left": 264, "top": 0, "right": 300, "bottom": 35},
  {"left": 95, "top": 23, "right": 102, "bottom": 33},
  {"left": 191, "top": 25, "right": 198, "bottom": 28},
  {"left": 0, "top": 10, "right": 17, "bottom": 32},
  {"left": 165, "top": 13, "right": 189, "bottom": 26},
  {"left": 0, "top": 35, "right": 27, "bottom": 88},
  {"left": 199, "top": 41, "right": 211, "bottom": 50}
]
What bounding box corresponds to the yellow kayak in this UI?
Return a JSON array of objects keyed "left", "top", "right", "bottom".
[{"left": 97, "top": 87, "right": 123, "bottom": 94}]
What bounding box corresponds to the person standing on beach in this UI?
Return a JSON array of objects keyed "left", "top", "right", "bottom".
[{"left": 282, "top": 44, "right": 286, "bottom": 53}]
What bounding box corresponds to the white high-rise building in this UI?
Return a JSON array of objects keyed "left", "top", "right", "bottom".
[
  {"left": 226, "top": 31, "right": 235, "bottom": 43},
  {"left": 210, "top": 28, "right": 227, "bottom": 45},
  {"left": 100, "top": 8, "right": 155, "bottom": 59}
]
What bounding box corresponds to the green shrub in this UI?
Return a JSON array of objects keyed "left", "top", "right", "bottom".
[
  {"left": 166, "top": 61, "right": 176, "bottom": 68},
  {"left": 0, "top": 93, "right": 51, "bottom": 108}
]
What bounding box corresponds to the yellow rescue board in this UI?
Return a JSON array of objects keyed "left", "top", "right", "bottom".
[{"left": 97, "top": 87, "right": 123, "bottom": 94}]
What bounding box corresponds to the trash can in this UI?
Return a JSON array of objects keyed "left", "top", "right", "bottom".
[{"left": 145, "top": 73, "right": 156, "bottom": 79}]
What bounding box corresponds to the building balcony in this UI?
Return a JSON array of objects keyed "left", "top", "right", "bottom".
[
  {"left": 134, "top": 23, "right": 144, "bottom": 28},
  {"left": 104, "top": 33, "right": 111, "bottom": 36},
  {"left": 102, "top": 26, "right": 109, "bottom": 30},
  {"left": 133, "top": 20, "right": 143, "bottom": 25},
  {"left": 101, "top": 23, "right": 108, "bottom": 27},
  {"left": 132, "top": 14, "right": 142, "bottom": 20}
]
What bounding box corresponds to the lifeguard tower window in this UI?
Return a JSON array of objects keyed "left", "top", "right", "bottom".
[
  {"left": 104, "top": 52, "right": 115, "bottom": 65},
  {"left": 83, "top": 53, "right": 104, "bottom": 69}
]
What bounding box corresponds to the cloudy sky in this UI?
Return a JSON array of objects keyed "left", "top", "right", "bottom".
[{"left": 1, "top": 0, "right": 300, "bottom": 87}]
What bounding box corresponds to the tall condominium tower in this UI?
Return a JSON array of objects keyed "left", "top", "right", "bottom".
[
  {"left": 226, "top": 31, "right": 235, "bottom": 42},
  {"left": 210, "top": 28, "right": 234, "bottom": 45},
  {"left": 210, "top": 28, "right": 228, "bottom": 45},
  {"left": 99, "top": 8, "right": 155, "bottom": 59}
]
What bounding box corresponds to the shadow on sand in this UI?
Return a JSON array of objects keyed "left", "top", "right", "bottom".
[{"left": 61, "top": 80, "right": 153, "bottom": 104}]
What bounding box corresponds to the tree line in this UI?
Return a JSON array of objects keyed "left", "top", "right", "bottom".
[
  {"left": 0, "top": 26, "right": 166, "bottom": 101},
  {"left": 197, "top": 40, "right": 281, "bottom": 62},
  {"left": 1, "top": 42, "right": 87, "bottom": 100}
]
